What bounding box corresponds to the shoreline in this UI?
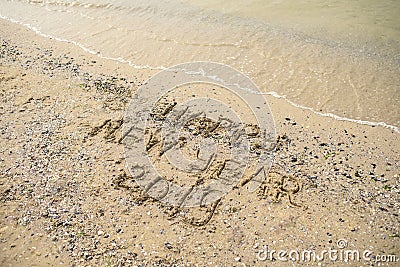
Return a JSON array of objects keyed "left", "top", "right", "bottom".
[
  {"left": 1, "top": 15, "right": 398, "bottom": 134},
  {"left": 1, "top": 18, "right": 399, "bottom": 266}
]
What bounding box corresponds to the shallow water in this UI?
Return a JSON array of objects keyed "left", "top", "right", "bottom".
[
  {"left": 185, "top": 0, "right": 400, "bottom": 58},
  {"left": 1, "top": 0, "right": 399, "bottom": 129}
]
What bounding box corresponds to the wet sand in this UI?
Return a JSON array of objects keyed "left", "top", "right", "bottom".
[{"left": 1, "top": 19, "right": 399, "bottom": 266}]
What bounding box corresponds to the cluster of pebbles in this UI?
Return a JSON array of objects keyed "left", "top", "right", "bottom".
[
  {"left": 1, "top": 39, "right": 133, "bottom": 106},
  {"left": 1, "top": 33, "right": 399, "bottom": 267}
]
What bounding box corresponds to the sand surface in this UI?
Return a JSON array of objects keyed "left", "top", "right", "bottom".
[{"left": 0, "top": 19, "right": 399, "bottom": 266}]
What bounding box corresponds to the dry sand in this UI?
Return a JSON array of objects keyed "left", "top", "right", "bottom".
[{"left": 0, "top": 19, "right": 399, "bottom": 266}]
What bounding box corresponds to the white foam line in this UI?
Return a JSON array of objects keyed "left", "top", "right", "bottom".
[
  {"left": 265, "top": 91, "right": 400, "bottom": 133},
  {"left": 0, "top": 14, "right": 163, "bottom": 70},
  {"left": 1, "top": 15, "right": 399, "bottom": 134},
  {"left": 172, "top": 66, "right": 400, "bottom": 133}
]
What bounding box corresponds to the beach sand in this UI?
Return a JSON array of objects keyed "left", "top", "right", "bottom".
[{"left": 0, "top": 18, "right": 399, "bottom": 266}]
